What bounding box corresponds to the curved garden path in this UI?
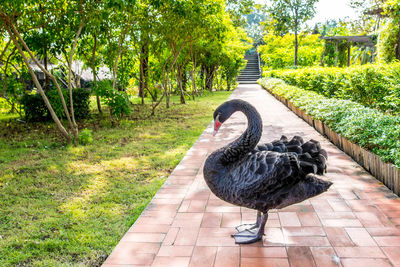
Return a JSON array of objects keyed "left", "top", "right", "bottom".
[{"left": 103, "top": 84, "right": 400, "bottom": 267}]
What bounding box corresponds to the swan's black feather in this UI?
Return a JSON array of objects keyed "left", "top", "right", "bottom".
[{"left": 203, "top": 99, "right": 332, "bottom": 213}]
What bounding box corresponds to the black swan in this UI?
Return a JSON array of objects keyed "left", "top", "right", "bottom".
[{"left": 203, "top": 99, "right": 332, "bottom": 244}]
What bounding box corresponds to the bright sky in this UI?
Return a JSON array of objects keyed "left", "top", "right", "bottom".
[{"left": 255, "top": 0, "right": 359, "bottom": 26}]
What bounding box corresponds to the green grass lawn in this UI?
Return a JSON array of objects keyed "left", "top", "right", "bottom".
[{"left": 0, "top": 91, "right": 231, "bottom": 266}]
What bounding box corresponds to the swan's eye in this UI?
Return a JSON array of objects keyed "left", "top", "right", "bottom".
[{"left": 216, "top": 114, "right": 221, "bottom": 122}]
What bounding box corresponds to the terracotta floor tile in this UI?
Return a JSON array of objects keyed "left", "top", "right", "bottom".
[
  {"left": 310, "top": 199, "right": 334, "bottom": 212},
  {"left": 280, "top": 204, "right": 314, "bottom": 212},
  {"left": 310, "top": 247, "right": 341, "bottom": 267},
  {"left": 367, "top": 227, "right": 400, "bottom": 236},
  {"left": 197, "top": 228, "right": 237, "bottom": 247},
  {"left": 327, "top": 199, "right": 352, "bottom": 212},
  {"left": 178, "top": 200, "right": 191, "bottom": 213},
  {"left": 174, "top": 227, "right": 200, "bottom": 246},
  {"left": 201, "top": 212, "right": 222, "bottom": 228},
  {"left": 282, "top": 226, "right": 325, "bottom": 237},
  {"left": 129, "top": 224, "right": 171, "bottom": 233},
  {"left": 340, "top": 258, "right": 392, "bottom": 267},
  {"left": 285, "top": 236, "right": 330, "bottom": 247},
  {"left": 373, "top": 236, "right": 400, "bottom": 246},
  {"left": 298, "top": 212, "right": 322, "bottom": 226},
  {"left": 145, "top": 203, "right": 180, "bottom": 212},
  {"left": 105, "top": 244, "right": 157, "bottom": 265},
  {"left": 320, "top": 219, "right": 362, "bottom": 227},
  {"left": 345, "top": 228, "right": 377, "bottom": 246},
  {"left": 214, "top": 247, "right": 239, "bottom": 267},
  {"left": 241, "top": 247, "right": 287, "bottom": 258},
  {"left": 334, "top": 246, "right": 386, "bottom": 258},
  {"left": 172, "top": 213, "right": 203, "bottom": 228},
  {"left": 241, "top": 257, "right": 290, "bottom": 267},
  {"left": 316, "top": 212, "right": 355, "bottom": 219},
  {"left": 121, "top": 233, "right": 165, "bottom": 243},
  {"left": 325, "top": 227, "right": 354, "bottom": 247},
  {"left": 287, "top": 246, "right": 316, "bottom": 267},
  {"left": 157, "top": 245, "right": 194, "bottom": 257},
  {"left": 263, "top": 228, "right": 285, "bottom": 246},
  {"left": 382, "top": 247, "right": 400, "bottom": 266},
  {"left": 221, "top": 212, "right": 241, "bottom": 228},
  {"left": 163, "top": 227, "right": 179, "bottom": 246},
  {"left": 188, "top": 246, "right": 217, "bottom": 267},
  {"left": 279, "top": 212, "right": 301, "bottom": 227},
  {"left": 151, "top": 256, "right": 190, "bottom": 267},
  {"left": 187, "top": 199, "right": 207, "bottom": 212},
  {"left": 355, "top": 212, "right": 385, "bottom": 228}
]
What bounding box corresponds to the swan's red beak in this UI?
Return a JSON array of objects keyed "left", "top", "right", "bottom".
[{"left": 213, "top": 120, "right": 222, "bottom": 136}]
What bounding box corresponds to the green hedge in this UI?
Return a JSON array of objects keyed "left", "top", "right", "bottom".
[
  {"left": 21, "top": 88, "right": 91, "bottom": 122},
  {"left": 258, "top": 78, "right": 400, "bottom": 167},
  {"left": 263, "top": 63, "right": 400, "bottom": 113}
]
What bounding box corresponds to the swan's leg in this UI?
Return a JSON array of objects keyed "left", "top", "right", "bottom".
[
  {"left": 232, "top": 212, "right": 268, "bottom": 244},
  {"left": 235, "top": 211, "right": 261, "bottom": 232}
]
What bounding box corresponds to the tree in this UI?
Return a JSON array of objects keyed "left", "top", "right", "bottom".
[{"left": 267, "top": 0, "right": 318, "bottom": 66}]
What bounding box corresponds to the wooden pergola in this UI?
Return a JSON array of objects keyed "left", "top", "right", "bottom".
[{"left": 320, "top": 35, "right": 376, "bottom": 66}]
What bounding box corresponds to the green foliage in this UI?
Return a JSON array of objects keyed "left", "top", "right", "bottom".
[
  {"left": 78, "top": 128, "right": 93, "bottom": 145},
  {"left": 259, "top": 78, "right": 400, "bottom": 167},
  {"left": 321, "top": 40, "right": 350, "bottom": 67},
  {"left": 263, "top": 63, "right": 400, "bottom": 113},
  {"left": 267, "top": 0, "right": 318, "bottom": 36},
  {"left": 96, "top": 80, "right": 131, "bottom": 119},
  {"left": 21, "top": 88, "right": 91, "bottom": 122},
  {"left": 377, "top": 19, "right": 399, "bottom": 63},
  {"left": 259, "top": 33, "right": 323, "bottom": 69}
]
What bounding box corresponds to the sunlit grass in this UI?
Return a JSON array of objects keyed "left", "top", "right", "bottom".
[{"left": 0, "top": 91, "right": 231, "bottom": 266}]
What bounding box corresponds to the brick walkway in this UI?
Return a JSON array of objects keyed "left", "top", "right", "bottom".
[{"left": 103, "top": 84, "right": 400, "bottom": 267}]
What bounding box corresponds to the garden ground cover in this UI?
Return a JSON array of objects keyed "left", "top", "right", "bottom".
[
  {"left": 0, "top": 91, "right": 231, "bottom": 266},
  {"left": 263, "top": 63, "right": 400, "bottom": 114},
  {"left": 259, "top": 78, "right": 400, "bottom": 167}
]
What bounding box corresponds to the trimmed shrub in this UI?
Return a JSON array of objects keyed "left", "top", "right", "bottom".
[
  {"left": 21, "top": 88, "right": 91, "bottom": 122},
  {"left": 259, "top": 78, "right": 400, "bottom": 167},
  {"left": 263, "top": 63, "right": 400, "bottom": 113}
]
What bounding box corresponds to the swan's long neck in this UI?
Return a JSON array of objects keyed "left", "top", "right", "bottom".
[{"left": 221, "top": 101, "right": 262, "bottom": 164}]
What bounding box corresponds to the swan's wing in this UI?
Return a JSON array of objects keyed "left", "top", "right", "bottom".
[
  {"left": 254, "top": 135, "right": 304, "bottom": 154},
  {"left": 231, "top": 150, "right": 301, "bottom": 197}
]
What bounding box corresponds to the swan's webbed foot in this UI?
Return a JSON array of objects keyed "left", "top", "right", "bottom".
[
  {"left": 232, "top": 228, "right": 263, "bottom": 244},
  {"left": 235, "top": 223, "right": 259, "bottom": 232},
  {"left": 232, "top": 212, "right": 268, "bottom": 244},
  {"left": 235, "top": 211, "right": 261, "bottom": 232}
]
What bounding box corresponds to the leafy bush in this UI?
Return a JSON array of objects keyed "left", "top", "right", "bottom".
[
  {"left": 259, "top": 78, "right": 400, "bottom": 167},
  {"left": 21, "top": 88, "right": 91, "bottom": 122},
  {"left": 259, "top": 33, "right": 324, "bottom": 69},
  {"left": 96, "top": 80, "right": 131, "bottom": 119},
  {"left": 263, "top": 63, "right": 400, "bottom": 113},
  {"left": 78, "top": 128, "right": 93, "bottom": 145}
]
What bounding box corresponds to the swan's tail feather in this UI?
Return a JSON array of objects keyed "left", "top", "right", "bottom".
[
  {"left": 256, "top": 136, "right": 328, "bottom": 175},
  {"left": 300, "top": 139, "right": 328, "bottom": 175},
  {"left": 274, "top": 175, "right": 332, "bottom": 209}
]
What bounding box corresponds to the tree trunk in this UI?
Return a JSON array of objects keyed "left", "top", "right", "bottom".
[
  {"left": 4, "top": 22, "right": 71, "bottom": 142},
  {"left": 205, "top": 66, "right": 215, "bottom": 92},
  {"left": 294, "top": 24, "right": 298, "bottom": 66},
  {"left": 178, "top": 65, "right": 186, "bottom": 104},
  {"left": 112, "top": 23, "right": 131, "bottom": 90},
  {"left": 92, "top": 33, "right": 102, "bottom": 114},
  {"left": 68, "top": 21, "right": 85, "bottom": 143},
  {"left": 139, "top": 38, "right": 149, "bottom": 104},
  {"left": 396, "top": 18, "right": 400, "bottom": 60}
]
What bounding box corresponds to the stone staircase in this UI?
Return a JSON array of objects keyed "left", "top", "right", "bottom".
[{"left": 237, "top": 53, "right": 261, "bottom": 84}]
